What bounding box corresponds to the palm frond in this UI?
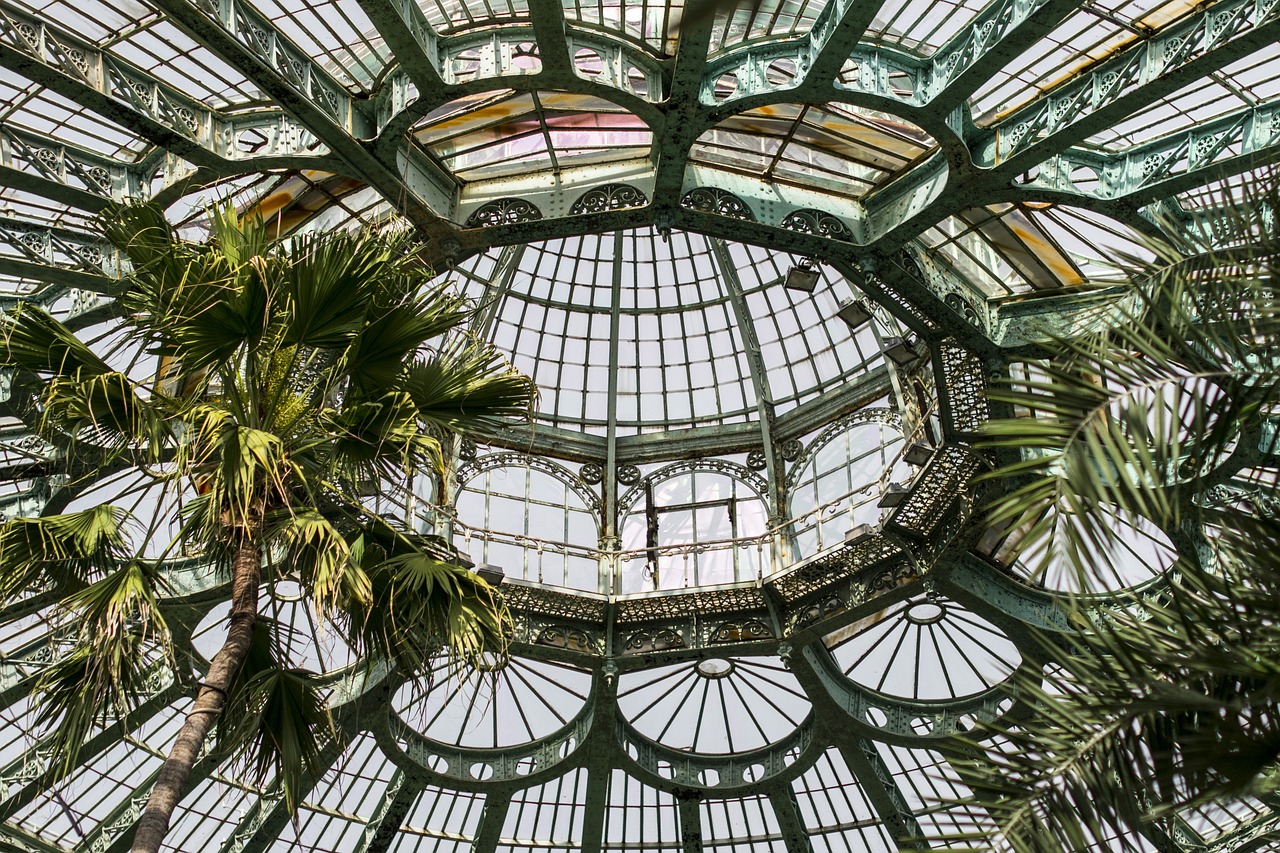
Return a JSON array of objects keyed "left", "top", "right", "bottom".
[
  {"left": 405, "top": 340, "right": 534, "bottom": 432},
  {"left": 339, "top": 524, "right": 505, "bottom": 674},
  {"left": 3, "top": 302, "right": 112, "bottom": 377},
  {"left": 34, "top": 559, "right": 170, "bottom": 780},
  {"left": 952, "top": 178, "right": 1280, "bottom": 851},
  {"left": 217, "top": 619, "right": 335, "bottom": 814},
  {"left": 0, "top": 505, "right": 132, "bottom": 603}
]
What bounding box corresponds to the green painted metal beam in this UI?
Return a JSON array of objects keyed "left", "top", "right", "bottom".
[
  {"left": 1025, "top": 100, "right": 1280, "bottom": 205},
  {"left": 354, "top": 771, "right": 417, "bottom": 853},
  {"left": 973, "top": 0, "right": 1280, "bottom": 177},
  {"left": 470, "top": 791, "right": 511, "bottom": 853},
  {"left": 651, "top": 7, "right": 716, "bottom": 213},
  {"left": 677, "top": 796, "right": 702, "bottom": 853},
  {"left": 0, "top": 126, "right": 140, "bottom": 208},
  {"left": 528, "top": 0, "right": 571, "bottom": 75},
  {"left": 0, "top": 0, "right": 328, "bottom": 176},
  {"left": 803, "top": 0, "right": 892, "bottom": 86},
  {"left": 355, "top": 0, "right": 446, "bottom": 98},
  {"left": 925, "top": 0, "right": 1080, "bottom": 112},
  {"left": 768, "top": 784, "right": 816, "bottom": 853},
  {"left": 150, "top": 0, "right": 458, "bottom": 241}
]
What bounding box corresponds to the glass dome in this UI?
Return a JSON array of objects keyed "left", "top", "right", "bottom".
[{"left": 1, "top": 0, "right": 1278, "bottom": 850}]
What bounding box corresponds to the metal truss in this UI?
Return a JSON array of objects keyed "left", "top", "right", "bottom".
[{"left": 1, "top": 0, "right": 1279, "bottom": 850}]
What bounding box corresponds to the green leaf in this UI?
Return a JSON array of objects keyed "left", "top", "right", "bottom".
[
  {"left": 218, "top": 619, "right": 335, "bottom": 815},
  {"left": 0, "top": 505, "right": 132, "bottom": 603},
  {"left": 405, "top": 340, "right": 533, "bottom": 432}
]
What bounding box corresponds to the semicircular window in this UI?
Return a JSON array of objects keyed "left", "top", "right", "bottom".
[
  {"left": 825, "top": 594, "right": 1022, "bottom": 701},
  {"left": 394, "top": 654, "right": 593, "bottom": 748},
  {"left": 619, "top": 465, "right": 768, "bottom": 593},
  {"left": 788, "top": 413, "right": 911, "bottom": 559},
  {"left": 455, "top": 453, "right": 601, "bottom": 591},
  {"left": 617, "top": 655, "right": 808, "bottom": 753}
]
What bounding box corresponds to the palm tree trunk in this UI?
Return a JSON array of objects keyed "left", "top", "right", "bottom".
[{"left": 130, "top": 538, "right": 262, "bottom": 853}]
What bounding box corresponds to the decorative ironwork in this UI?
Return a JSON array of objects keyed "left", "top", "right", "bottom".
[
  {"left": 780, "top": 208, "right": 854, "bottom": 241},
  {"left": 622, "top": 627, "right": 685, "bottom": 652},
  {"left": 746, "top": 449, "right": 767, "bottom": 471},
  {"left": 535, "top": 624, "right": 596, "bottom": 653},
  {"left": 619, "top": 458, "right": 770, "bottom": 516},
  {"left": 680, "top": 187, "right": 756, "bottom": 220},
  {"left": 465, "top": 198, "right": 544, "bottom": 227},
  {"left": 579, "top": 462, "right": 603, "bottom": 484},
  {"left": 569, "top": 183, "right": 648, "bottom": 215},
  {"left": 709, "top": 619, "right": 773, "bottom": 643},
  {"left": 616, "top": 463, "right": 641, "bottom": 485}
]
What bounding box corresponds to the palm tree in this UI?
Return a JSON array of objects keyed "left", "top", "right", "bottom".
[
  {"left": 945, "top": 179, "right": 1280, "bottom": 851},
  {"left": 0, "top": 202, "right": 534, "bottom": 853}
]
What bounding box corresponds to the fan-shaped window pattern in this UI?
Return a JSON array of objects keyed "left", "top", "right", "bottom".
[
  {"left": 455, "top": 457, "right": 601, "bottom": 591},
  {"left": 617, "top": 656, "right": 808, "bottom": 753},
  {"left": 789, "top": 415, "right": 909, "bottom": 559},
  {"left": 394, "top": 656, "right": 592, "bottom": 748},
  {"left": 603, "top": 769, "right": 683, "bottom": 851},
  {"left": 619, "top": 467, "right": 768, "bottom": 592},
  {"left": 826, "top": 595, "right": 1021, "bottom": 701},
  {"left": 693, "top": 104, "right": 935, "bottom": 198},
  {"left": 701, "top": 794, "right": 786, "bottom": 852},
  {"left": 1000, "top": 504, "right": 1177, "bottom": 593},
  {"left": 389, "top": 785, "right": 486, "bottom": 853},
  {"left": 498, "top": 769, "right": 589, "bottom": 852},
  {"left": 413, "top": 91, "right": 651, "bottom": 182},
  {"left": 268, "top": 734, "right": 396, "bottom": 852},
  {"left": 792, "top": 749, "right": 896, "bottom": 853}
]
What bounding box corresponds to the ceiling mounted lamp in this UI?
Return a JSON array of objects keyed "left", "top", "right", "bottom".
[
  {"left": 904, "top": 441, "right": 934, "bottom": 466},
  {"left": 836, "top": 300, "right": 872, "bottom": 329},
  {"left": 784, "top": 257, "right": 821, "bottom": 292},
  {"left": 878, "top": 482, "right": 911, "bottom": 508},
  {"left": 883, "top": 336, "right": 924, "bottom": 366},
  {"left": 845, "top": 523, "right": 877, "bottom": 545},
  {"left": 475, "top": 563, "right": 506, "bottom": 586}
]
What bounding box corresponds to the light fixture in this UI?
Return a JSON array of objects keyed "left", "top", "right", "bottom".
[
  {"left": 474, "top": 563, "right": 506, "bottom": 586},
  {"left": 877, "top": 483, "right": 910, "bottom": 507},
  {"left": 836, "top": 300, "right": 872, "bottom": 328},
  {"left": 784, "top": 257, "right": 820, "bottom": 292},
  {"left": 904, "top": 441, "right": 933, "bottom": 466},
  {"left": 883, "top": 336, "right": 923, "bottom": 366},
  {"left": 845, "top": 523, "right": 876, "bottom": 545}
]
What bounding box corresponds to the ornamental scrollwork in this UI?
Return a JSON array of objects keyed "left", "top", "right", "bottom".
[
  {"left": 709, "top": 619, "right": 773, "bottom": 643},
  {"left": 622, "top": 627, "right": 684, "bottom": 653},
  {"left": 779, "top": 208, "right": 853, "bottom": 241},
  {"left": 536, "top": 624, "right": 599, "bottom": 653},
  {"left": 618, "top": 458, "right": 769, "bottom": 516},
  {"left": 456, "top": 451, "right": 603, "bottom": 516},
  {"left": 465, "top": 198, "right": 544, "bottom": 227},
  {"left": 569, "top": 184, "right": 648, "bottom": 215},
  {"left": 680, "top": 187, "right": 755, "bottom": 221},
  {"left": 783, "top": 408, "right": 904, "bottom": 489}
]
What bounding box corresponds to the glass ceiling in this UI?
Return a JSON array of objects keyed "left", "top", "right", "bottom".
[{"left": 1, "top": 0, "right": 1279, "bottom": 849}]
